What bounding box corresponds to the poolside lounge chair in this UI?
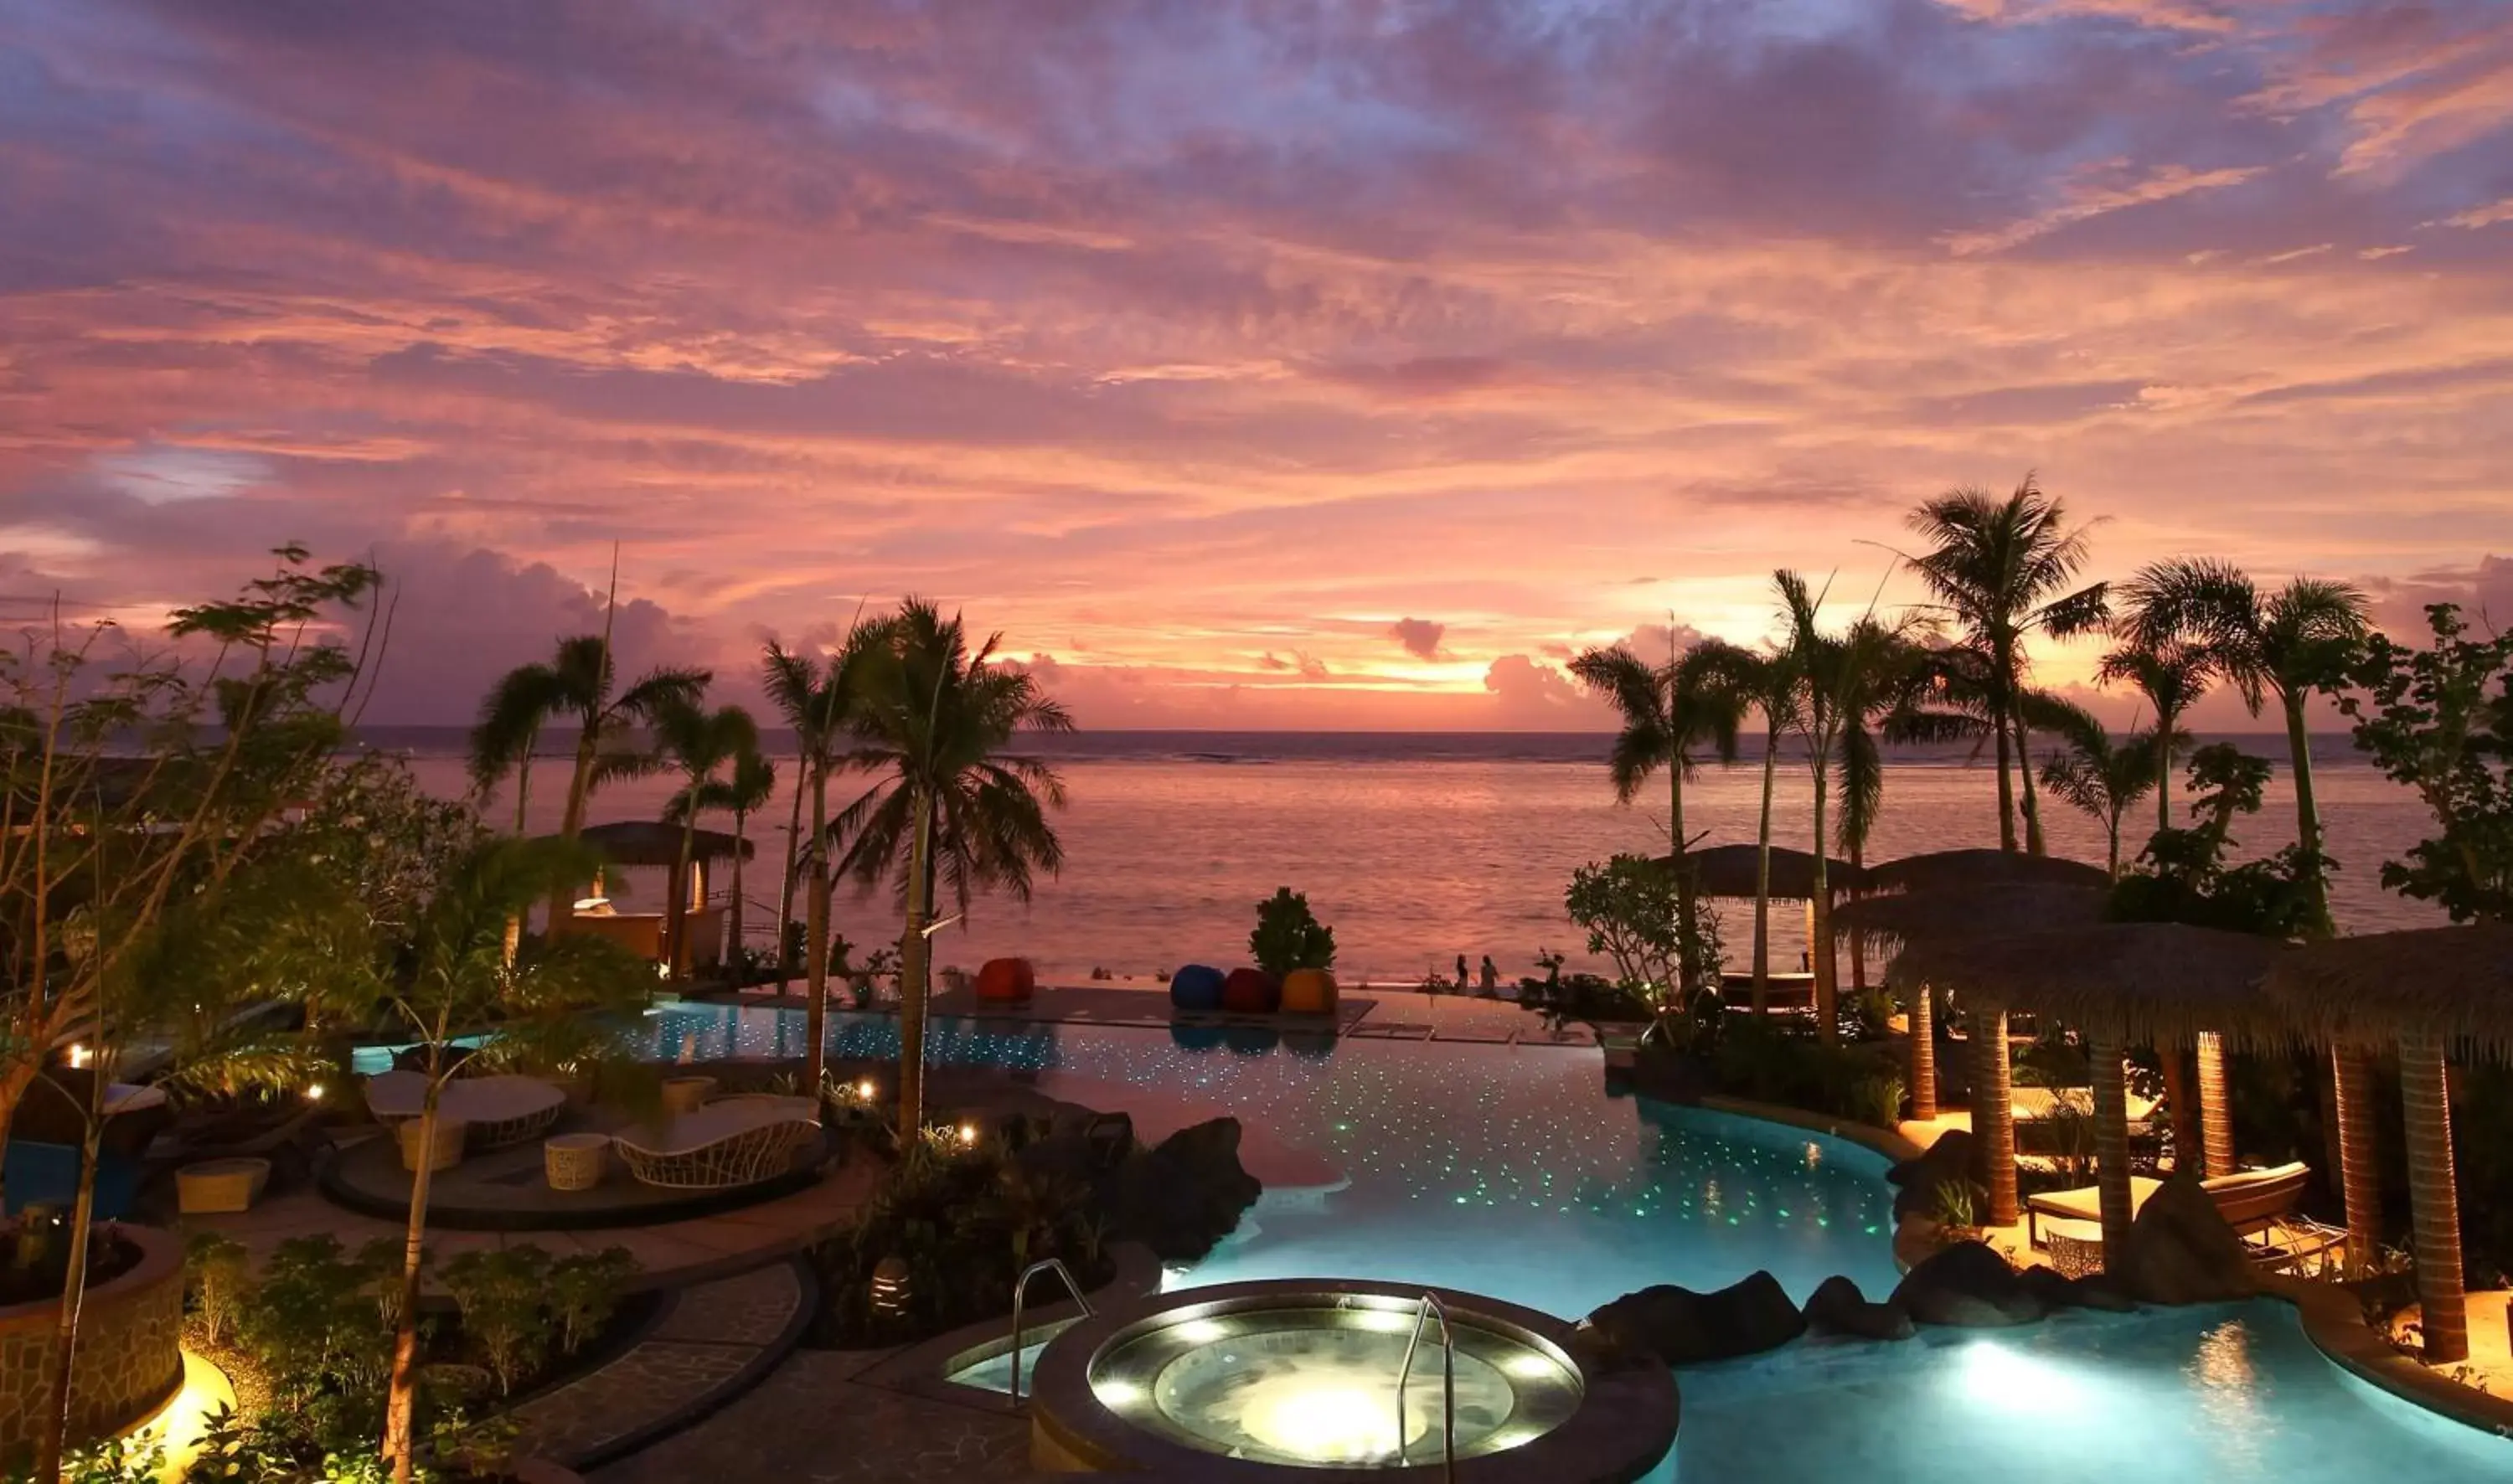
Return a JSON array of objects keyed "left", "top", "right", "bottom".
[
  {"left": 2025, "top": 1161, "right": 2310, "bottom": 1248},
  {"left": 362, "top": 1070, "right": 568, "bottom": 1151},
  {"left": 611, "top": 1095, "right": 823, "bottom": 1191}
]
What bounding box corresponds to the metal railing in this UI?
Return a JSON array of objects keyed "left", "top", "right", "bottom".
[
  {"left": 1391, "top": 1292, "right": 1458, "bottom": 1479},
  {"left": 1007, "top": 1258, "right": 1092, "bottom": 1405}
]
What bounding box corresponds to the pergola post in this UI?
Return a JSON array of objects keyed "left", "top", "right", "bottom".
[
  {"left": 2089, "top": 1035, "right": 2137, "bottom": 1257},
  {"left": 2194, "top": 1031, "right": 2236, "bottom": 1178},
  {"left": 2397, "top": 1030, "right": 2467, "bottom": 1363},
  {"left": 2330, "top": 1047, "right": 2385, "bottom": 1280},
  {"left": 1974, "top": 1009, "right": 2019, "bottom": 1227},
  {"left": 1908, "top": 981, "right": 1938, "bottom": 1121}
]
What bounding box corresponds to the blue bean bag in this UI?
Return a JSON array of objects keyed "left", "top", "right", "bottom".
[{"left": 1169, "top": 963, "right": 1226, "bottom": 1011}]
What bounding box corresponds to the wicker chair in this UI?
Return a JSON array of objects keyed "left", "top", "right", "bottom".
[{"left": 611, "top": 1097, "right": 823, "bottom": 1191}]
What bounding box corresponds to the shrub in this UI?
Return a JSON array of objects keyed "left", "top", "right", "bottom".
[
  {"left": 1847, "top": 1074, "right": 1906, "bottom": 1130},
  {"left": 549, "top": 1248, "right": 638, "bottom": 1356},
  {"left": 186, "top": 1230, "right": 253, "bottom": 1347},
  {"left": 1250, "top": 888, "right": 1335, "bottom": 977},
  {"left": 441, "top": 1248, "right": 555, "bottom": 1395}
]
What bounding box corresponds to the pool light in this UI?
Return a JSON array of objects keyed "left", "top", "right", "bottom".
[{"left": 1171, "top": 1318, "right": 1230, "bottom": 1345}]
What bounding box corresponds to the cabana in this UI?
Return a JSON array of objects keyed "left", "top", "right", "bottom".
[
  {"left": 558, "top": 821, "right": 754, "bottom": 975},
  {"left": 1664, "top": 843, "right": 1864, "bottom": 1020},
  {"left": 1892, "top": 921, "right": 2280, "bottom": 1241},
  {"left": 1864, "top": 848, "right": 2110, "bottom": 895},
  {"left": 2264, "top": 923, "right": 2513, "bottom": 1364},
  {"left": 1833, "top": 883, "right": 2104, "bottom": 1120}
]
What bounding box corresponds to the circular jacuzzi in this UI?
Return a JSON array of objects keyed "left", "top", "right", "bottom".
[{"left": 1025, "top": 1280, "right": 1677, "bottom": 1480}]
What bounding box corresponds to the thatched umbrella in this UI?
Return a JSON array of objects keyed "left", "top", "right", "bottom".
[
  {"left": 556, "top": 821, "right": 754, "bottom": 969},
  {"left": 1865, "top": 848, "right": 2109, "bottom": 895},
  {"left": 1893, "top": 922, "right": 2281, "bottom": 1250},
  {"left": 1834, "top": 884, "right": 2106, "bottom": 1121},
  {"left": 2264, "top": 924, "right": 2513, "bottom": 1364},
  {"left": 1667, "top": 842, "right": 1865, "bottom": 901}
]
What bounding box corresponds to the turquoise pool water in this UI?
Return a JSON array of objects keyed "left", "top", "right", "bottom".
[{"left": 646, "top": 1002, "right": 2512, "bottom": 1481}]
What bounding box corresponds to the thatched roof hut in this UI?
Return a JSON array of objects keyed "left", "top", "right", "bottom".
[
  {"left": 1663, "top": 842, "right": 1864, "bottom": 900},
  {"left": 561, "top": 820, "right": 753, "bottom": 868},
  {"left": 1864, "top": 848, "right": 2108, "bottom": 895},
  {"left": 2262, "top": 924, "right": 2513, "bottom": 1061},
  {"left": 1830, "top": 883, "right": 2105, "bottom": 950},
  {"left": 1888, "top": 920, "right": 2283, "bottom": 1049}
]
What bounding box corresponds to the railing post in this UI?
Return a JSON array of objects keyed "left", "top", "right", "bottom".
[{"left": 1008, "top": 1258, "right": 1093, "bottom": 1405}]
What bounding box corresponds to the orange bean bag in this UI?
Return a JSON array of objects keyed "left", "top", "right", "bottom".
[
  {"left": 1221, "top": 967, "right": 1280, "bottom": 1013},
  {"left": 976, "top": 956, "right": 1036, "bottom": 1001},
  {"left": 1279, "top": 968, "right": 1337, "bottom": 1015}
]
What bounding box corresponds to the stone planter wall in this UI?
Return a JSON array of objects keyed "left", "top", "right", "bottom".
[{"left": 0, "top": 1223, "right": 186, "bottom": 1468}]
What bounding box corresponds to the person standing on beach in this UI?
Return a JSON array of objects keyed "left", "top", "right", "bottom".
[
  {"left": 1455, "top": 954, "right": 1471, "bottom": 992},
  {"left": 1478, "top": 956, "right": 1499, "bottom": 996}
]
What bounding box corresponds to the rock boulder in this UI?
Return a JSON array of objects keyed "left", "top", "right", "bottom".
[
  {"left": 1886, "top": 1129, "right": 1983, "bottom": 1223},
  {"left": 1583, "top": 1270, "right": 1808, "bottom": 1366},
  {"left": 1801, "top": 1275, "right": 1915, "bottom": 1342},
  {"left": 2113, "top": 1173, "right": 2260, "bottom": 1306},
  {"left": 1889, "top": 1240, "right": 2047, "bottom": 1327},
  {"left": 1107, "top": 1117, "right": 1262, "bottom": 1263}
]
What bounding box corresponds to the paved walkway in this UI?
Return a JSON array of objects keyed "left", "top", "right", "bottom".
[
  {"left": 509, "top": 1260, "right": 813, "bottom": 1468},
  {"left": 591, "top": 1349, "right": 1034, "bottom": 1484},
  {"left": 185, "top": 1159, "right": 875, "bottom": 1291}
]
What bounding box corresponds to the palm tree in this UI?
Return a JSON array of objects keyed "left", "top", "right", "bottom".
[
  {"left": 467, "top": 661, "right": 570, "bottom": 835},
  {"left": 834, "top": 600, "right": 1072, "bottom": 1135},
  {"left": 2035, "top": 706, "right": 2160, "bottom": 876},
  {"left": 528, "top": 632, "right": 710, "bottom": 936},
  {"left": 652, "top": 698, "right": 759, "bottom": 979},
  {"left": 1834, "top": 629, "right": 1933, "bottom": 995},
  {"left": 1774, "top": 572, "right": 1913, "bottom": 1043},
  {"left": 1730, "top": 648, "right": 1803, "bottom": 1013},
  {"left": 2116, "top": 561, "right": 2370, "bottom": 933},
  {"left": 1906, "top": 475, "right": 2110, "bottom": 854},
  {"left": 706, "top": 746, "right": 777, "bottom": 976},
  {"left": 761, "top": 631, "right": 877, "bottom": 1092},
  {"left": 2098, "top": 635, "right": 2212, "bottom": 835},
  {"left": 1567, "top": 632, "right": 1748, "bottom": 994}
]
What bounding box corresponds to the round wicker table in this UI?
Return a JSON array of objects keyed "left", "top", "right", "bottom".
[{"left": 544, "top": 1132, "right": 611, "bottom": 1192}]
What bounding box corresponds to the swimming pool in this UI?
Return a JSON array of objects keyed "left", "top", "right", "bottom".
[{"left": 645, "top": 1002, "right": 2512, "bottom": 1481}]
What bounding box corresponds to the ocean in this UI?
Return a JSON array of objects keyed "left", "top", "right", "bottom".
[{"left": 364, "top": 729, "right": 2444, "bottom": 982}]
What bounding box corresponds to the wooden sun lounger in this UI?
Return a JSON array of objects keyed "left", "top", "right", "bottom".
[
  {"left": 2025, "top": 1161, "right": 2310, "bottom": 1247},
  {"left": 611, "top": 1095, "right": 823, "bottom": 1191}
]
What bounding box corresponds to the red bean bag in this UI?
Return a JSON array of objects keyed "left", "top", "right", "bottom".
[
  {"left": 976, "top": 956, "right": 1036, "bottom": 1002},
  {"left": 1221, "top": 967, "right": 1280, "bottom": 1014}
]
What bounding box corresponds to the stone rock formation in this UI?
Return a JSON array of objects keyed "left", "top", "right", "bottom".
[
  {"left": 1582, "top": 1270, "right": 1809, "bottom": 1365},
  {"left": 1801, "top": 1274, "right": 1916, "bottom": 1342},
  {"left": 1889, "top": 1240, "right": 2048, "bottom": 1327},
  {"left": 2112, "top": 1173, "right": 2261, "bottom": 1306}
]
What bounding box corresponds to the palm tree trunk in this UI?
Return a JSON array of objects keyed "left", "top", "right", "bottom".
[
  {"left": 1992, "top": 705, "right": 2018, "bottom": 853},
  {"left": 503, "top": 737, "right": 535, "bottom": 966},
  {"left": 2282, "top": 691, "right": 2333, "bottom": 935},
  {"left": 777, "top": 751, "right": 808, "bottom": 992},
  {"left": 1811, "top": 768, "right": 1836, "bottom": 1046},
  {"left": 547, "top": 728, "right": 599, "bottom": 939},
  {"left": 1752, "top": 727, "right": 1777, "bottom": 1014},
  {"left": 728, "top": 806, "right": 747, "bottom": 976},
  {"left": 2332, "top": 1047, "right": 2385, "bottom": 1280},
  {"left": 33, "top": 1095, "right": 106, "bottom": 1482},
  {"left": 2194, "top": 1031, "right": 2235, "bottom": 1177},
  {"left": 2397, "top": 1032, "right": 2466, "bottom": 1363},
  {"left": 2155, "top": 709, "right": 2173, "bottom": 836},
  {"left": 1848, "top": 839, "right": 1868, "bottom": 997},
  {"left": 1907, "top": 976, "right": 1938, "bottom": 1121},
  {"left": 1669, "top": 749, "right": 1700, "bottom": 997},
  {"left": 668, "top": 816, "right": 697, "bottom": 982},
  {"left": 897, "top": 786, "right": 935, "bottom": 1137},
  {"left": 2161, "top": 1050, "right": 2199, "bottom": 1171},
  {"left": 2090, "top": 1036, "right": 2136, "bottom": 1258},
  {"left": 1975, "top": 1011, "right": 2019, "bottom": 1226},
  {"left": 382, "top": 1090, "right": 441, "bottom": 1482},
  {"left": 802, "top": 770, "right": 830, "bottom": 1091},
  {"left": 2013, "top": 695, "right": 2046, "bottom": 856}
]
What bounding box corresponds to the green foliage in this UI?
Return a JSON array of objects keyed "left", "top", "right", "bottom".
[
  {"left": 4, "top": 1433, "right": 167, "bottom": 1484},
  {"left": 239, "top": 1236, "right": 401, "bottom": 1449},
  {"left": 1932, "top": 1178, "right": 1979, "bottom": 1231},
  {"left": 1564, "top": 855, "right": 1689, "bottom": 996},
  {"left": 2334, "top": 603, "right": 2513, "bottom": 924},
  {"left": 1846, "top": 1073, "right": 1907, "bottom": 1129},
  {"left": 1708, "top": 1018, "right": 1903, "bottom": 1122},
  {"left": 819, "top": 1129, "right": 1105, "bottom": 1345},
  {"left": 2109, "top": 744, "right": 2324, "bottom": 937},
  {"left": 186, "top": 1229, "right": 253, "bottom": 1347},
  {"left": 548, "top": 1248, "right": 638, "bottom": 1355},
  {"left": 441, "top": 1247, "right": 555, "bottom": 1395},
  {"left": 1249, "top": 887, "right": 1336, "bottom": 976}
]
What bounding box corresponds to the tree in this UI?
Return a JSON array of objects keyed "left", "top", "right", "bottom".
[
  {"left": 2, "top": 547, "right": 384, "bottom": 1481},
  {"left": 466, "top": 661, "right": 570, "bottom": 836},
  {"left": 1564, "top": 854, "right": 1721, "bottom": 1042},
  {"left": 2036, "top": 706, "right": 2160, "bottom": 876},
  {"left": 1250, "top": 888, "right": 1336, "bottom": 977},
  {"left": 761, "top": 629, "right": 880, "bottom": 1090},
  {"left": 2117, "top": 561, "right": 2368, "bottom": 934},
  {"left": 1774, "top": 571, "right": 1915, "bottom": 1043},
  {"left": 1707, "top": 646, "right": 1799, "bottom": 1013},
  {"left": 649, "top": 697, "right": 757, "bottom": 980},
  {"left": 1831, "top": 627, "right": 1933, "bottom": 996},
  {"left": 239, "top": 836, "right": 652, "bottom": 1483},
  {"left": 2334, "top": 603, "right": 2513, "bottom": 924},
  {"left": 1566, "top": 633, "right": 1747, "bottom": 999},
  {"left": 2109, "top": 744, "right": 2321, "bottom": 938},
  {"left": 833, "top": 601, "right": 1072, "bottom": 1136},
  {"left": 671, "top": 743, "right": 777, "bottom": 977},
  {"left": 530, "top": 623, "right": 710, "bottom": 940},
  {"left": 2097, "top": 635, "right": 2212, "bottom": 834},
  {"left": 1905, "top": 475, "right": 2110, "bottom": 855}
]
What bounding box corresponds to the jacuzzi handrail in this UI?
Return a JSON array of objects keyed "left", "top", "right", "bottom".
[
  {"left": 1008, "top": 1257, "right": 1092, "bottom": 1406},
  {"left": 1391, "top": 1291, "right": 1458, "bottom": 1480}
]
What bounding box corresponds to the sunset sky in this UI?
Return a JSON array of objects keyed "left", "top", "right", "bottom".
[{"left": 3, "top": 1, "right": 2509, "bottom": 730}]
